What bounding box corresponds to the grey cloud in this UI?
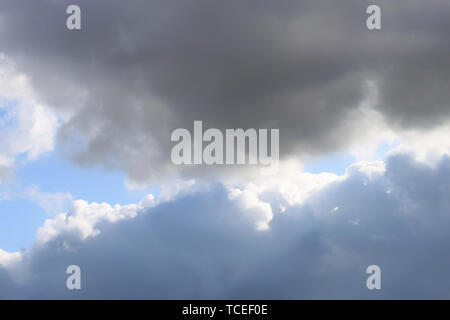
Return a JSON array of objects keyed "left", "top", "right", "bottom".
[
  {"left": 0, "top": 268, "right": 16, "bottom": 299},
  {"left": 0, "top": 0, "right": 449, "bottom": 181},
  {"left": 1, "top": 153, "right": 450, "bottom": 298},
  {"left": 0, "top": 165, "right": 11, "bottom": 182}
]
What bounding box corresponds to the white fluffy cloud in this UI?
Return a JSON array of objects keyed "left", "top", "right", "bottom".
[
  {"left": 0, "top": 54, "right": 59, "bottom": 181},
  {"left": 36, "top": 200, "right": 140, "bottom": 244},
  {"left": 0, "top": 249, "right": 21, "bottom": 268},
  {"left": 391, "top": 121, "right": 450, "bottom": 165}
]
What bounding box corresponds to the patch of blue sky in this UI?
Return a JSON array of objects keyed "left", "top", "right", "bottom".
[
  {"left": 304, "top": 141, "right": 399, "bottom": 175},
  {"left": 304, "top": 152, "right": 356, "bottom": 175},
  {"left": 0, "top": 151, "right": 160, "bottom": 252},
  {"left": 0, "top": 98, "right": 18, "bottom": 129},
  {"left": 375, "top": 140, "right": 399, "bottom": 158},
  {"left": 0, "top": 197, "right": 45, "bottom": 251},
  {"left": 17, "top": 152, "right": 160, "bottom": 206}
]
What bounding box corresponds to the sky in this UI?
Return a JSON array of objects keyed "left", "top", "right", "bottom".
[{"left": 0, "top": 0, "right": 450, "bottom": 299}]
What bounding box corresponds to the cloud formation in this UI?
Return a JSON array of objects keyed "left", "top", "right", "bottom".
[
  {"left": 0, "top": 55, "right": 59, "bottom": 181},
  {"left": 1, "top": 0, "right": 450, "bottom": 300},
  {"left": 1, "top": 153, "right": 450, "bottom": 299},
  {"left": 0, "top": 0, "right": 449, "bottom": 182}
]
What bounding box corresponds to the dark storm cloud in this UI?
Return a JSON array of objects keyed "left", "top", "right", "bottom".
[
  {"left": 0, "top": 0, "right": 449, "bottom": 181},
  {"left": 1, "top": 153, "right": 450, "bottom": 298}
]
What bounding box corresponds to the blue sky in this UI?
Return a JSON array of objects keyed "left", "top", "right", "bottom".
[
  {"left": 305, "top": 153, "right": 355, "bottom": 175},
  {"left": 0, "top": 150, "right": 159, "bottom": 251},
  {"left": 0, "top": 140, "right": 356, "bottom": 252},
  {"left": 0, "top": 99, "right": 18, "bottom": 129},
  {"left": 0, "top": 95, "right": 159, "bottom": 251}
]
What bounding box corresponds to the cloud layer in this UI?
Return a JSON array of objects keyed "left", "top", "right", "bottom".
[
  {"left": 1, "top": 153, "right": 450, "bottom": 299},
  {"left": 1, "top": 0, "right": 450, "bottom": 300},
  {"left": 0, "top": 0, "right": 449, "bottom": 182}
]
